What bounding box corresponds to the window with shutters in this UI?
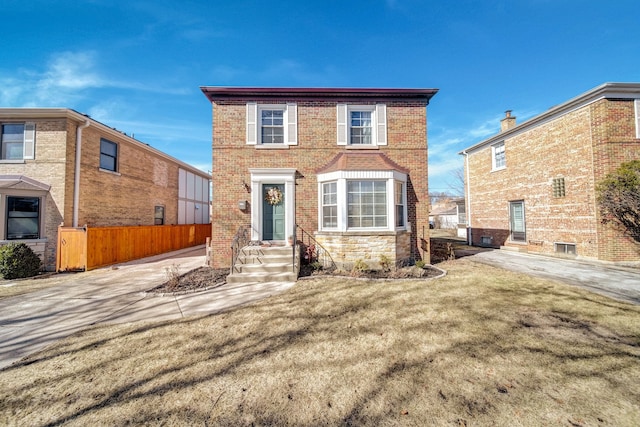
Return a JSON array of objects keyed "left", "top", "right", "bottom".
[
  {"left": 337, "top": 104, "right": 387, "bottom": 147},
  {"left": 1, "top": 123, "right": 35, "bottom": 161},
  {"left": 246, "top": 103, "right": 297, "bottom": 146}
]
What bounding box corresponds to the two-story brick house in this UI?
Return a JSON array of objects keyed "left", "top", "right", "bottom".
[
  {"left": 201, "top": 87, "right": 438, "bottom": 274},
  {"left": 461, "top": 82, "right": 640, "bottom": 262},
  {"left": 0, "top": 108, "right": 211, "bottom": 271}
]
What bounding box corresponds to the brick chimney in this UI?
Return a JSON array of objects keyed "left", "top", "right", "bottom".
[{"left": 500, "top": 110, "right": 516, "bottom": 132}]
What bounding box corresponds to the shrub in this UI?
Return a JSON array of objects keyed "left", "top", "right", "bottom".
[
  {"left": 351, "top": 259, "right": 369, "bottom": 277},
  {"left": 415, "top": 260, "right": 426, "bottom": 269},
  {"left": 0, "top": 243, "right": 42, "bottom": 279},
  {"left": 379, "top": 254, "right": 393, "bottom": 272}
]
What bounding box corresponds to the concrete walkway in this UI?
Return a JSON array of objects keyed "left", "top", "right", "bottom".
[
  {"left": 0, "top": 245, "right": 295, "bottom": 370},
  {"left": 469, "top": 249, "right": 640, "bottom": 305}
]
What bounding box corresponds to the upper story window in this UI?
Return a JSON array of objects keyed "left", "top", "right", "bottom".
[
  {"left": 1, "top": 123, "right": 35, "bottom": 161},
  {"left": 261, "top": 109, "right": 284, "bottom": 144},
  {"left": 100, "top": 138, "right": 118, "bottom": 172},
  {"left": 246, "top": 103, "right": 297, "bottom": 146},
  {"left": 6, "top": 196, "right": 40, "bottom": 239},
  {"left": 350, "top": 111, "right": 372, "bottom": 145},
  {"left": 492, "top": 142, "right": 506, "bottom": 170},
  {"left": 337, "top": 104, "right": 387, "bottom": 147}
]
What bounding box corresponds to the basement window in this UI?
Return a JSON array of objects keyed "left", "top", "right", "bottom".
[
  {"left": 480, "top": 236, "right": 493, "bottom": 246},
  {"left": 554, "top": 242, "right": 576, "bottom": 255}
]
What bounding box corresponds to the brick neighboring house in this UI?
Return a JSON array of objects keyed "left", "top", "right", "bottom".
[
  {"left": 460, "top": 82, "right": 640, "bottom": 262},
  {"left": 0, "top": 108, "right": 211, "bottom": 270},
  {"left": 201, "top": 87, "right": 438, "bottom": 272}
]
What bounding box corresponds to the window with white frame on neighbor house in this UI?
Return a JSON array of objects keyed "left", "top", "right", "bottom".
[
  {"left": 492, "top": 142, "right": 506, "bottom": 170},
  {"left": 337, "top": 104, "right": 387, "bottom": 147},
  {"left": 1, "top": 123, "right": 35, "bottom": 161},
  {"left": 6, "top": 196, "right": 40, "bottom": 239},
  {"left": 246, "top": 103, "right": 297, "bottom": 146},
  {"left": 100, "top": 138, "right": 118, "bottom": 172}
]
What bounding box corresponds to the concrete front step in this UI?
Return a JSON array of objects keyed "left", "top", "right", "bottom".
[
  {"left": 238, "top": 262, "right": 294, "bottom": 274},
  {"left": 230, "top": 245, "right": 299, "bottom": 284},
  {"left": 227, "top": 271, "right": 298, "bottom": 284}
]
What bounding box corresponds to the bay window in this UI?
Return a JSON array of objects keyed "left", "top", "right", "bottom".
[{"left": 319, "top": 172, "right": 406, "bottom": 232}]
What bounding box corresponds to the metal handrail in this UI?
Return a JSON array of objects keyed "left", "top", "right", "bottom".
[
  {"left": 295, "top": 224, "right": 337, "bottom": 272},
  {"left": 230, "top": 225, "right": 250, "bottom": 275}
]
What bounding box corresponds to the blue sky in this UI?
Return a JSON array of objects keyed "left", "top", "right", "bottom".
[{"left": 2, "top": 0, "right": 639, "bottom": 194}]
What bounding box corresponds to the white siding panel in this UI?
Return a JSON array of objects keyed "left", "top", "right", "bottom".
[
  {"left": 178, "top": 169, "right": 187, "bottom": 198},
  {"left": 178, "top": 200, "right": 186, "bottom": 224}
]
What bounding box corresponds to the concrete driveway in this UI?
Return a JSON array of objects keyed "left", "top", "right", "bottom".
[
  {"left": 0, "top": 245, "right": 295, "bottom": 370},
  {"left": 469, "top": 249, "right": 640, "bottom": 305}
]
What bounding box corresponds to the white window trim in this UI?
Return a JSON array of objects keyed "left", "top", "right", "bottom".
[
  {"left": 337, "top": 104, "right": 387, "bottom": 147},
  {"left": 246, "top": 103, "right": 297, "bottom": 146},
  {"left": 317, "top": 170, "right": 406, "bottom": 232},
  {"left": 0, "top": 191, "right": 47, "bottom": 241},
  {"left": 1, "top": 122, "right": 35, "bottom": 161},
  {"left": 491, "top": 141, "right": 506, "bottom": 171},
  {"left": 635, "top": 99, "right": 640, "bottom": 139}
]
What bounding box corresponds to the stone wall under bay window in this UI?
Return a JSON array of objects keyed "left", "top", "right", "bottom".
[{"left": 314, "top": 230, "right": 411, "bottom": 270}]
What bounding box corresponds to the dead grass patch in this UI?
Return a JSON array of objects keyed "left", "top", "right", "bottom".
[{"left": 0, "top": 259, "right": 639, "bottom": 426}]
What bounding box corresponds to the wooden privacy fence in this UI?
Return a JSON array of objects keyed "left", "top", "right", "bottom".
[{"left": 57, "top": 223, "right": 212, "bottom": 272}]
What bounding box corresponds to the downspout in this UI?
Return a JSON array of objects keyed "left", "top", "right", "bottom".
[
  {"left": 73, "top": 119, "right": 91, "bottom": 227},
  {"left": 462, "top": 150, "right": 472, "bottom": 245}
]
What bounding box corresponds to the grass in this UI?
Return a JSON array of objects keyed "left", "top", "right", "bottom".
[{"left": 1, "top": 258, "right": 639, "bottom": 426}]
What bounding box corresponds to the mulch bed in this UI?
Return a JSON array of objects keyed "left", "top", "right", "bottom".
[
  {"left": 150, "top": 263, "right": 443, "bottom": 295},
  {"left": 149, "top": 267, "right": 228, "bottom": 294}
]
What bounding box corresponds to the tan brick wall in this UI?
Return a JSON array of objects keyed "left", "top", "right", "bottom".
[
  {"left": 590, "top": 99, "right": 640, "bottom": 261},
  {"left": 74, "top": 125, "right": 181, "bottom": 227},
  {"left": 210, "top": 100, "right": 430, "bottom": 268},
  {"left": 0, "top": 118, "right": 69, "bottom": 269},
  {"left": 466, "top": 98, "right": 640, "bottom": 261},
  {"left": 1, "top": 116, "right": 203, "bottom": 270}
]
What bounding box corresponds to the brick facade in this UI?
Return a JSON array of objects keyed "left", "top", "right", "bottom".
[
  {"left": 202, "top": 88, "right": 437, "bottom": 269},
  {"left": 0, "top": 109, "right": 210, "bottom": 270},
  {"left": 463, "top": 83, "right": 640, "bottom": 262}
]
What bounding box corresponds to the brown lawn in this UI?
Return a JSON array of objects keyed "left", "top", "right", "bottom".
[{"left": 0, "top": 258, "right": 638, "bottom": 426}]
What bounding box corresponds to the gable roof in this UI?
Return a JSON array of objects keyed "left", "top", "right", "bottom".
[
  {"left": 201, "top": 87, "right": 438, "bottom": 103},
  {"left": 316, "top": 152, "right": 409, "bottom": 174},
  {"left": 460, "top": 82, "right": 640, "bottom": 155},
  {"left": 0, "top": 175, "right": 51, "bottom": 191}
]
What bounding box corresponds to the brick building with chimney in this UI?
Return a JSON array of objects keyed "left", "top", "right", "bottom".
[{"left": 460, "top": 82, "right": 640, "bottom": 262}]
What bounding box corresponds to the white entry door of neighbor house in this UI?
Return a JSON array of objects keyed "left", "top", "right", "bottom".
[{"left": 262, "top": 184, "right": 285, "bottom": 241}]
